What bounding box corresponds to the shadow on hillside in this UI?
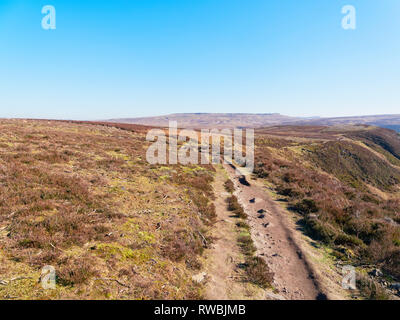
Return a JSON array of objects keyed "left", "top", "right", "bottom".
[{"left": 294, "top": 218, "right": 322, "bottom": 248}]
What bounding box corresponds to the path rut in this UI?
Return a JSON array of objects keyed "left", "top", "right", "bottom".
[{"left": 224, "top": 163, "right": 326, "bottom": 300}]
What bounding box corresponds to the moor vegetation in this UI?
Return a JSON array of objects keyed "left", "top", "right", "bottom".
[
  {"left": 1, "top": 119, "right": 398, "bottom": 300},
  {"left": 253, "top": 126, "right": 400, "bottom": 294},
  {"left": 0, "top": 120, "right": 216, "bottom": 299}
]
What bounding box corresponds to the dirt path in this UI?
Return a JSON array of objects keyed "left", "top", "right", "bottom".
[
  {"left": 223, "top": 163, "right": 348, "bottom": 300},
  {"left": 203, "top": 162, "right": 348, "bottom": 300},
  {"left": 202, "top": 165, "right": 267, "bottom": 300}
]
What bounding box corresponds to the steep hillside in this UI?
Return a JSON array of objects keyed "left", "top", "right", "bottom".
[
  {"left": 345, "top": 128, "right": 400, "bottom": 166},
  {"left": 253, "top": 126, "right": 400, "bottom": 298},
  {"left": 308, "top": 140, "right": 400, "bottom": 190},
  {"left": 0, "top": 120, "right": 216, "bottom": 299}
]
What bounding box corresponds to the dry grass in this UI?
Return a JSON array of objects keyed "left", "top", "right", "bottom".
[
  {"left": 224, "top": 179, "right": 235, "bottom": 193},
  {"left": 0, "top": 119, "right": 215, "bottom": 299},
  {"left": 226, "top": 196, "right": 247, "bottom": 219}
]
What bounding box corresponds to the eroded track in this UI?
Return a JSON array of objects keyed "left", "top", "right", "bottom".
[{"left": 223, "top": 163, "right": 347, "bottom": 300}]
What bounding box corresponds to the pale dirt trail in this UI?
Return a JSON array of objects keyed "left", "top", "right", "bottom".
[
  {"left": 203, "top": 166, "right": 267, "bottom": 300},
  {"left": 222, "top": 163, "right": 348, "bottom": 300},
  {"left": 202, "top": 161, "right": 348, "bottom": 300}
]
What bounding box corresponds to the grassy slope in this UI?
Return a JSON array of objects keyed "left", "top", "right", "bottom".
[
  {"left": 345, "top": 128, "right": 400, "bottom": 166},
  {"left": 0, "top": 120, "right": 216, "bottom": 299},
  {"left": 253, "top": 126, "right": 400, "bottom": 298}
]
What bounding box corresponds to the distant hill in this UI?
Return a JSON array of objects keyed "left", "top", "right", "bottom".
[
  {"left": 107, "top": 113, "right": 300, "bottom": 128},
  {"left": 106, "top": 113, "right": 400, "bottom": 131},
  {"left": 300, "top": 114, "right": 400, "bottom": 132}
]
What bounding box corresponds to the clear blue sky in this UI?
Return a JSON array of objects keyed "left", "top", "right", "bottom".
[{"left": 0, "top": 0, "right": 399, "bottom": 120}]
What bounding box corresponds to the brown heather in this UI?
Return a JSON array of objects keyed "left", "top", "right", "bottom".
[
  {"left": 0, "top": 119, "right": 215, "bottom": 299},
  {"left": 253, "top": 126, "right": 400, "bottom": 284},
  {"left": 1, "top": 120, "right": 399, "bottom": 300}
]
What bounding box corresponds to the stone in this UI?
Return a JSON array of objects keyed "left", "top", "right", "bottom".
[
  {"left": 369, "top": 269, "right": 383, "bottom": 277},
  {"left": 390, "top": 283, "right": 400, "bottom": 293},
  {"left": 192, "top": 272, "right": 207, "bottom": 283}
]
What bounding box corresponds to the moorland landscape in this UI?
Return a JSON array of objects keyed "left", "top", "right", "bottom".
[{"left": 1, "top": 117, "right": 399, "bottom": 300}]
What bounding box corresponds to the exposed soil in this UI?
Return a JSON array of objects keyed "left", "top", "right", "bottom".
[
  {"left": 220, "top": 163, "right": 349, "bottom": 300},
  {"left": 202, "top": 166, "right": 266, "bottom": 300}
]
